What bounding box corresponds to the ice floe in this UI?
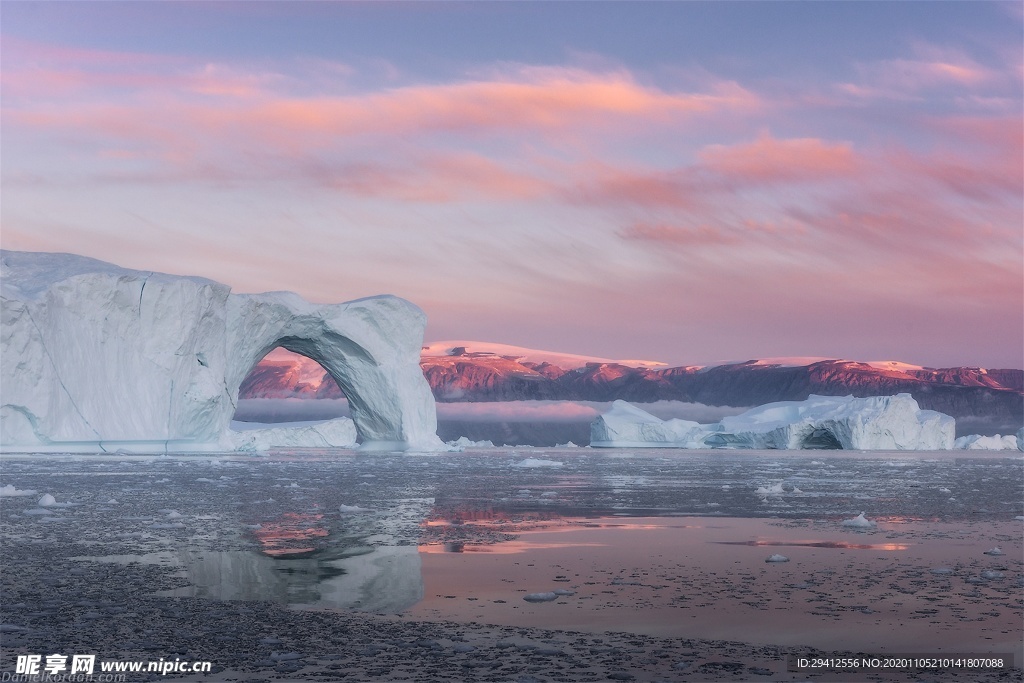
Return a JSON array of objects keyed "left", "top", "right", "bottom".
[
  {"left": 0, "top": 485, "right": 37, "bottom": 497},
  {"left": 841, "top": 512, "right": 877, "bottom": 528}
]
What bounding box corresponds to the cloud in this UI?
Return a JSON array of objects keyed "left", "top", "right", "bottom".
[{"left": 697, "top": 134, "right": 860, "bottom": 184}]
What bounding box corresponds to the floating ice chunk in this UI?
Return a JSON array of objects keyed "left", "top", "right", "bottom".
[
  {"left": 953, "top": 434, "right": 1018, "bottom": 450},
  {"left": 841, "top": 512, "right": 876, "bottom": 528},
  {"left": 165, "top": 510, "right": 183, "bottom": 519},
  {"left": 552, "top": 589, "right": 575, "bottom": 596},
  {"left": 938, "top": 487, "right": 951, "bottom": 494},
  {"left": 196, "top": 477, "right": 215, "bottom": 483},
  {"left": 270, "top": 652, "right": 302, "bottom": 662},
  {"left": 446, "top": 436, "right": 495, "bottom": 450},
  {"left": 983, "top": 546, "right": 1004, "bottom": 556},
  {"left": 980, "top": 570, "right": 1004, "bottom": 580},
  {"left": 765, "top": 554, "right": 790, "bottom": 563},
  {"left": 104, "top": 499, "right": 119, "bottom": 505},
  {"left": 791, "top": 486, "right": 804, "bottom": 494},
  {"left": 557, "top": 441, "right": 578, "bottom": 448},
  {"left": 523, "top": 592, "right": 559, "bottom": 602},
  {"left": 930, "top": 567, "right": 954, "bottom": 575},
  {"left": 755, "top": 482, "right": 787, "bottom": 495},
  {"left": 0, "top": 485, "right": 37, "bottom": 497},
  {"left": 339, "top": 504, "right": 371, "bottom": 513},
  {"left": 512, "top": 458, "right": 563, "bottom": 468},
  {"left": 37, "top": 494, "right": 56, "bottom": 507},
  {"left": 150, "top": 522, "right": 185, "bottom": 529},
  {"left": 1015, "top": 516, "right": 1024, "bottom": 521}
]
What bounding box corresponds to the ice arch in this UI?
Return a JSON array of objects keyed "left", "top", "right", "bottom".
[
  {"left": 0, "top": 251, "right": 441, "bottom": 452},
  {"left": 226, "top": 291, "right": 439, "bottom": 447}
]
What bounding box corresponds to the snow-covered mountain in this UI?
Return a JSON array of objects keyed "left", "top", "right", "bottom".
[{"left": 239, "top": 341, "right": 1023, "bottom": 436}]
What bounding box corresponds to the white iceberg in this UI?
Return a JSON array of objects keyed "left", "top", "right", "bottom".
[
  {"left": 765, "top": 554, "right": 790, "bottom": 563},
  {"left": 37, "top": 494, "right": 57, "bottom": 507},
  {"left": 446, "top": 436, "right": 495, "bottom": 450},
  {"left": 591, "top": 394, "right": 955, "bottom": 450},
  {"left": 0, "top": 250, "right": 441, "bottom": 453},
  {"left": 953, "top": 434, "right": 1019, "bottom": 450},
  {"left": 590, "top": 400, "right": 709, "bottom": 448},
  {"left": 229, "top": 418, "right": 357, "bottom": 451},
  {"left": 841, "top": 512, "right": 877, "bottom": 528}
]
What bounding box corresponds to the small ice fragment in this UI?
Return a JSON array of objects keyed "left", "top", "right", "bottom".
[
  {"left": 938, "top": 487, "right": 951, "bottom": 494},
  {"left": 523, "top": 592, "right": 559, "bottom": 602},
  {"left": 270, "top": 652, "right": 302, "bottom": 662},
  {"left": 0, "top": 485, "right": 38, "bottom": 497},
  {"left": 37, "top": 494, "right": 57, "bottom": 507},
  {"left": 150, "top": 522, "right": 185, "bottom": 529},
  {"left": 1014, "top": 516, "right": 1024, "bottom": 521},
  {"left": 104, "top": 499, "right": 119, "bottom": 505},
  {"left": 755, "top": 482, "right": 786, "bottom": 495},
  {"left": 980, "top": 570, "right": 1004, "bottom": 580},
  {"left": 841, "top": 512, "right": 876, "bottom": 528},
  {"left": 165, "top": 511, "right": 182, "bottom": 519},
  {"left": 930, "top": 567, "right": 953, "bottom": 575},
  {"left": 765, "top": 554, "right": 790, "bottom": 563},
  {"left": 983, "top": 546, "right": 1004, "bottom": 556},
  {"left": 339, "top": 504, "right": 371, "bottom": 513},
  {"left": 791, "top": 486, "right": 804, "bottom": 494},
  {"left": 512, "top": 458, "right": 563, "bottom": 468},
  {"left": 552, "top": 589, "right": 575, "bottom": 596}
]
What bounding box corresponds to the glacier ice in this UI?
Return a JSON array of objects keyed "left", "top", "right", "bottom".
[
  {"left": 953, "top": 433, "right": 1019, "bottom": 450},
  {"left": 228, "top": 418, "right": 357, "bottom": 452},
  {"left": 590, "top": 400, "right": 709, "bottom": 448},
  {"left": 0, "top": 250, "right": 441, "bottom": 452},
  {"left": 591, "top": 394, "right": 955, "bottom": 450}
]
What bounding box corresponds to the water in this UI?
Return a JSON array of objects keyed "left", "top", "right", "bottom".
[{"left": 1, "top": 448, "right": 1021, "bottom": 679}]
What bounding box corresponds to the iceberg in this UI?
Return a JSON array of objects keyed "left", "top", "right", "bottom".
[
  {"left": 590, "top": 400, "right": 709, "bottom": 448},
  {"left": 0, "top": 250, "right": 441, "bottom": 452},
  {"left": 228, "top": 418, "right": 357, "bottom": 452},
  {"left": 953, "top": 434, "right": 1019, "bottom": 450},
  {"left": 591, "top": 394, "right": 955, "bottom": 450}
]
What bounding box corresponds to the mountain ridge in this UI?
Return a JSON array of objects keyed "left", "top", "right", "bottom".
[{"left": 239, "top": 341, "right": 1023, "bottom": 436}]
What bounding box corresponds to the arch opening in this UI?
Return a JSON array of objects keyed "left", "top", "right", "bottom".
[
  {"left": 233, "top": 346, "right": 351, "bottom": 430},
  {"left": 801, "top": 427, "right": 843, "bottom": 450}
]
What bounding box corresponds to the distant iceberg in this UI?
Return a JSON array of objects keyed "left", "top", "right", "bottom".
[
  {"left": 591, "top": 394, "right": 955, "bottom": 450},
  {"left": 953, "top": 433, "right": 1019, "bottom": 450}
]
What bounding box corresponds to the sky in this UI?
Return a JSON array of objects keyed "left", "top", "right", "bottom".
[{"left": 2, "top": 1, "right": 1022, "bottom": 368}]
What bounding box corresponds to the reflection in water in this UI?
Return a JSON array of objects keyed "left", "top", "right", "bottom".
[
  {"left": 156, "top": 544, "right": 423, "bottom": 612},
  {"left": 714, "top": 540, "right": 910, "bottom": 550},
  {"left": 253, "top": 512, "right": 329, "bottom": 557}
]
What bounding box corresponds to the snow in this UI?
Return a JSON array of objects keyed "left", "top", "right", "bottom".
[
  {"left": 841, "top": 512, "right": 877, "bottom": 528},
  {"left": 421, "top": 340, "right": 666, "bottom": 369},
  {"left": 0, "top": 250, "right": 441, "bottom": 453},
  {"left": 954, "top": 434, "right": 1019, "bottom": 450},
  {"left": 866, "top": 360, "right": 925, "bottom": 372},
  {"left": 591, "top": 394, "right": 955, "bottom": 450}
]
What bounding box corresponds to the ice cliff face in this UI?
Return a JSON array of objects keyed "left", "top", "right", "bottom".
[
  {"left": 592, "top": 394, "right": 955, "bottom": 450},
  {"left": 0, "top": 251, "right": 441, "bottom": 452}
]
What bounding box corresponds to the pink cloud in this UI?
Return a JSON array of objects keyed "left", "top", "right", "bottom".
[
  {"left": 698, "top": 134, "right": 860, "bottom": 183},
  {"left": 619, "top": 222, "right": 739, "bottom": 247}
]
